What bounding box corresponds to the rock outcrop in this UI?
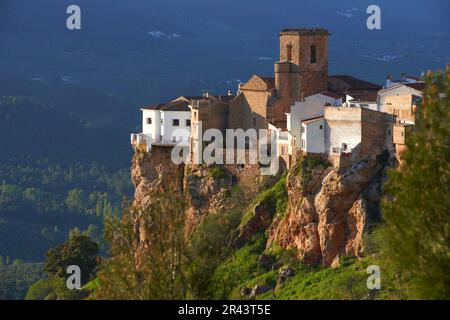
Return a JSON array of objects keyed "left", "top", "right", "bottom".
[
  {"left": 131, "top": 145, "right": 277, "bottom": 233},
  {"left": 131, "top": 144, "right": 387, "bottom": 268},
  {"left": 268, "top": 155, "right": 386, "bottom": 267},
  {"left": 131, "top": 145, "right": 185, "bottom": 212},
  {"left": 234, "top": 195, "right": 277, "bottom": 247}
]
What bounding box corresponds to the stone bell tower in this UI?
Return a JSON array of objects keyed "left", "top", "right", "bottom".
[{"left": 272, "top": 28, "right": 329, "bottom": 127}]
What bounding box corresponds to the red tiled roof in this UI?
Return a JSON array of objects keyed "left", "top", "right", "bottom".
[
  {"left": 141, "top": 103, "right": 166, "bottom": 110},
  {"left": 321, "top": 91, "right": 343, "bottom": 99},
  {"left": 218, "top": 95, "right": 236, "bottom": 103},
  {"left": 404, "top": 82, "right": 426, "bottom": 92},
  {"left": 328, "top": 75, "right": 382, "bottom": 92},
  {"left": 160, "top": 100, "right": 191, "bottom": 112},
  {"left": 348, "top": 93, "right": 378, "bottom": 102},
  {"left": 258, "top": 76, "right": 275, "bottom": 90},
  {"left": 280, "top": 28, "right": 330, "bottom": 36}
]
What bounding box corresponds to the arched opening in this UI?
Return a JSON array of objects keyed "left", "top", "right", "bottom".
[
  {"left": 310, "top": 45, "right": 317, "bottom": 63},
  {"left": 286, "top": 44, "right": 293, "bottom": 62}
]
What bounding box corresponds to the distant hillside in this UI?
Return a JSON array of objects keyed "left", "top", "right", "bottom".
[
  {"left": 1, "top": 0, "right": 448, "bottom": 101},
  {"left": 0, "top": 87, "right": 133, "bottom": 262},
  {"left": 0, "top": 78, "right": 133, "bottom": 168},
  {"left": 0, "top": 262, "right": 44, "bottom": 300}
]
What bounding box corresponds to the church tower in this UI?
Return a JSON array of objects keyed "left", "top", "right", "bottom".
[{"left": 273, "top": 28, "right": 329, "bottom": 127}]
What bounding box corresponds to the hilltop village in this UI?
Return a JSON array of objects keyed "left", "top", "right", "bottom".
[
  {"left": 131, "top": 28, "right": 424, "bottom": 171},
  {"left": 128, "top": 28, "right": 430, "bottom": 269}
]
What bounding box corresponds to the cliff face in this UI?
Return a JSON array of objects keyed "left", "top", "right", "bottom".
[
  {"left": 131, "top": 144, "right": 387, "bottom": 267},
  {"left": 131, "top": 145, "right": 276, "bottom": 232},
  {"left": 267, "top": 155, "right": 386, "bottom": 267},
  {"left": 131, "top": 145, "right": 185, "bottom": 211}
]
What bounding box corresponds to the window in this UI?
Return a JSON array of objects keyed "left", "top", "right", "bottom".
[
  {"left": 253, "top": 117, "right": 257, "bottom": 127},
  {"left": 301, "top": 139, "right": 305, "bottom": 149},
  {"left": 146, "top": 118, "right": 152, "bottom": 125},
  {"left": 319, "top": 125, "right": 323, "bottom": 130},
  {"left": 310, "top": 45, "right": 317, "bottom": 63},
  {"left": 287, "top": 44, "right": 293, "bottom": 61},
  {"left": 281, "top": 145, "right": 286, "bottom": 156},
  {"left": 342, "top": 143, "right": 348, "bottom": 151},
  {"left": 186, "top": 119, "right": 191, "bottom": 126},
  {"left": 301, "top": 126, "right": 305, "bottom": 133},
  {"left": 172, "top": 119, "right": 180, "bottom": 126},
  {"left": 172, "top": 136, "right": 177, "bottom": 142}
]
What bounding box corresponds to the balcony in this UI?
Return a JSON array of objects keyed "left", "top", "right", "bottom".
[{"left": 131, "top": 133, "right": 189, "bottom": 149}]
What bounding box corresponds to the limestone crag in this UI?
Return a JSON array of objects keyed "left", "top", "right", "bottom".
[{"left": 268, "top": 155, "right": 386, "bottom": 267}]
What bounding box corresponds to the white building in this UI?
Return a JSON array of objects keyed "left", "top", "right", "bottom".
[
  {"left": 300, "top": 117, "right": 325, "bottom": 153},
  {"left": 268, "top": 123, "right": 291, "bottom": 167},
  {"left": 291, "top": 106, "right": 388, "bottom": 168},
  {"left": 343, "top": 93, "right": 378, "bottom": 111},
  {"left": 132, "top": 97, "right": 192, "bottom": 150},
  {"left": 286, "top": 91, "right": 342, "bottom": 156}
]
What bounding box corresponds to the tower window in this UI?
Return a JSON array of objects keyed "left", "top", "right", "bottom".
[
  {"left": 146, "top": 118, "right": 152, "bottom": 125},
  {"left": 286, "top": 44, "right": 293, "bottom": 62},
  {"left": 310, "top": 45, "right": 317, "bottom": 63}
]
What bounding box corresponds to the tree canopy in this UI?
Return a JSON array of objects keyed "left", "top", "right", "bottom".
[{"left": 381, "top": 67, "right": 450, "bottom": 299}]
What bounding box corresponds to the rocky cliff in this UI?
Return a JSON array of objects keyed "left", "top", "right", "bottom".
[
  {"left": 131, "top": 144, "right": 388, "bottom": 267},
  {"left": 131, "top": 144, "right": 278, "bottom": 233},
  {"left": 267, "top": 154, "right": 387, "bottom": 267}
]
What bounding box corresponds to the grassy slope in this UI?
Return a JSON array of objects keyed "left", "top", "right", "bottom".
[
  {"left": 210, "top": 234, "right": 408, "bottom": 300},
  {"left": 210, "top": 156, "right": 408, "bottom": 300}
]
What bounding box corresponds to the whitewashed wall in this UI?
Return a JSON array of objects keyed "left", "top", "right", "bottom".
[
  {"left": 289, "top": 93, "right": 340, "bottom": 146},
  {"left": 324, "top": 107, "right": 362, "bottom": 154},
  {"left": 302, "top": 118, "right": 325, "bottom": 153},
  {"left": 142, "top": 109, "right": 161, "bottom": 141},
  {"left": 160, "top": 111, "right": 191, "bottom": 144}
]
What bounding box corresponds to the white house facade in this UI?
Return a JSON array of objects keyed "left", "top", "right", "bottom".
[
  {"left": 286, "top": 91, "right": 342, "bottom": 156},
  {"left": 133, "top": 98, "right": 192, "bottom": 151},
  {"left": 300, "top": 117, "right": 325, "bottom": 154}
]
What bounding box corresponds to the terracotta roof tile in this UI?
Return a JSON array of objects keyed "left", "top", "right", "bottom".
[{"left": 404, "top": 82, "right": 426, "bottom": 92}]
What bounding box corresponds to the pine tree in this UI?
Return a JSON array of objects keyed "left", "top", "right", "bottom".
[{"left": 381, "top": 67, "right": 450, "bottom": 299}]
